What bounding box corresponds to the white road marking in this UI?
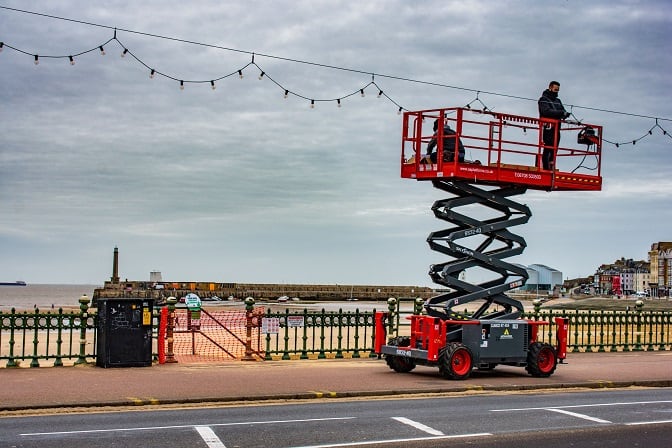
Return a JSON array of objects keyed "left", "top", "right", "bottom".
[
  {"left": 195, "top": 426, "right": 226, "bottom": 448},
  {"left": 391, "top": 416, "right": 444, "bottom": 435},
  {"left": 627, "top": 420, "right": 672, "bottom": 426},
  {"left": 491, "top": 400, "right": 672, "bottom": 412},
  {"left": 292, "top": 433, "right": 493, "bottom": 448},
  {"left": 21, "top": 417, "right": 355, "bottom": 436},
  {"left": 546, "top": 408, "right": 612, "bottom": 424}
]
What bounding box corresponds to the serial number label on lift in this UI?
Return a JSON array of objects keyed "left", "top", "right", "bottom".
[
  {"left": 490, "top": 323, "right": 519, "bottom": 329},
  {"left": 514, "top": 172, "right": 542, "bottom": 180}
]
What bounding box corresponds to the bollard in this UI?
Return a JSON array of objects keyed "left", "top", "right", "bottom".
[
  {"left": 74, "top": 294, "right": 90, "bottom": 365},
  {"left": 242, "top": 297, "right": 256, "bottom": 361},
  {"left": 165, "top": 297, "right": 178, "bottom": 363}
]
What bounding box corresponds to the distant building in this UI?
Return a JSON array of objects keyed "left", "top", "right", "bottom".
[
  {"left": 516, "top": 264, "right": 563, "bottom": 294},
  {"left": 649, "top": 242, "right": 672, "bottom": 297}
]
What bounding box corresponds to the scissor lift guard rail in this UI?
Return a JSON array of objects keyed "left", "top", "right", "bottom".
[{"left": 375, "top": 107, "right": 601, "bottom": 379}]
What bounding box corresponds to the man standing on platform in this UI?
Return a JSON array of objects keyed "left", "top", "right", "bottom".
[{"left": 538, "top": 81, "right": 570, "bottom": 170}]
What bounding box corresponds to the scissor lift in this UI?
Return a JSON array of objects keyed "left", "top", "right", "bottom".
[{"left": 375, "top": 107, "right": 602, "bottom": 379}]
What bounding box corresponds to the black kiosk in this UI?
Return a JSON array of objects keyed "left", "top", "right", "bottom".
[{"left": 96, "top": 298, "right": 154, "bottom": 367}]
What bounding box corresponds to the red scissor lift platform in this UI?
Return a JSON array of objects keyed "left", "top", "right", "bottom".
[
  {"left": 374, "top": 107, "right": 602, "bottom": 379},
  {"left": 401, "top": 107, "right": 602, "bottom": 191}
]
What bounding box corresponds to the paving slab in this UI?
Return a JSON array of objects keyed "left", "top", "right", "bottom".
[{"left": 1, "top": 351, "right": 671, "bottom": 411}]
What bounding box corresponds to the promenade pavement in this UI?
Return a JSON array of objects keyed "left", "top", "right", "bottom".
[{"left": 1, "top": 351, "right": 671, "bottom": 412}]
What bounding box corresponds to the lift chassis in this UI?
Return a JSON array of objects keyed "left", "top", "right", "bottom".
[{"left": 375, "top": 108, "right": 601, "bottom": 380}]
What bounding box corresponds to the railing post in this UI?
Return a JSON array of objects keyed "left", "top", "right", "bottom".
[
  {"left": 533, "top": 299, "right": 541, "bottom": 318},
  {"left": 5, "top": 308, "right": 18, "bottom": 367},
  {"left": 352, "top": 309, "right": 361, "bottom": 359},
  {"left": 387, "top": 298, "right": 397, "bottom": 338},
  {"left": 281, "top": 308, "right": 291, "bottom": 360},
  {"left": 623, "top": 308, "right": 631, "bottom": 352},
  {"left": 300, "top": 308, "right": 309, "bottom": 360},
  {"left": 335, "top": 309, "right": 344, "bottom": 359},
  {"left": 597, "top": 310, "right": 606, "bottom": 353},
  {"left": 53, "top": 308, "right": 64, "bottom": 366},
  {"left": 242, "top": 297, "right": 256, "bottom": 361},
  {"left": 74, "top": 294, "right": 90, "bottom": 365},
  {"left": 30, "top": 308, "right": 41, "bottom": 367},
  {"left": 165, "top": 297, "right": 178, "bottom": 363},
  {"left": 414, "top": 298, "right": 424, "bottom": 315},
  {"left": 634, "top": 300, "right": 644, "bottom": 351},
  {"left": 318, "top": 309, "right": 327, "bottom": 359}
]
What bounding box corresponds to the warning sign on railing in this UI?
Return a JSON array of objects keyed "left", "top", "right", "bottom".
[{"left": 262, "top": 317, "right": 280, "bottom": 334}]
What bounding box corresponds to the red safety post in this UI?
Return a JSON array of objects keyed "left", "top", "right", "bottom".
[
  {"left": 374, "top": 311, "right": 387, "bottom": 354},
  {"left": 158, "top": 306, "right": 168, "bottom": 364},
  {"left": 555, "top": 317, "right": 569, "bottom": 362}
]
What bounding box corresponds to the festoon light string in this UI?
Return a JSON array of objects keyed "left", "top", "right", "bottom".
[{"left": 0, "top": 10, "right": 670, "bottom": 148}]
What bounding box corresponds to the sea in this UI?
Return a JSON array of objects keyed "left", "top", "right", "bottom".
[{"left": 0, "top": 284, "right": 101, "bottom": 311}]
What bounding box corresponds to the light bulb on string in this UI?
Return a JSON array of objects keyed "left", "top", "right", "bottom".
[
  {"left": 337, "top": 99, "right": 342, "bottom": 108},
  {"left": 0, "top": 42, "right": 4, "bottom": 53},
  {"left": 34, "top": 54, "right": 39, "bottom": 65},
  {"left": 180, "top": 80, "right": 184, "bottom": 90},
  {"left": 377, "top": 90, "right": 383, "bottom": 98},
  {"left": 398, "top": 107, "right": 402, "bottom": 115},
  {"left": 99, "top": 46, "right": 105, "bottom": 56},
  {"left": 150, "top": 69, "right": 155, "bottom": 79},
  {"left": 121, "top": 48, "right": 128, "bottom": 58},
  {"left": 210, "top": 80, "right": 216, "bottom": 90},
  {"left": 284, "top": 89, "right": 289, "bottom": 99},
  {"left": 69, "top": 56, "right": 75, "bottom": 66},
  {"left": 238, "top": 70, "right": 243, "bottom": 79},
  {"left": 310, "top": 99, "right": 315, "bottom": 109},
  {"left": 360, "top": 89, "right": 365, "bottom": 97},
  {"left": 258, "top": 71, "right": 265, "bottom": 80}
]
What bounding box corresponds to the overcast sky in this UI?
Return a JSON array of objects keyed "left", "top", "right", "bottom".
[{"left": 1, "top": 0, "right": 670, "bottom": 287}]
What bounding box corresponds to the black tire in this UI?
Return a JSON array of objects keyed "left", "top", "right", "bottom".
[
  {"left": 526, "top": 342, "right": 557, "bottom": 377},
  {"left": 385, "top": 336, "right": 415, "bottom": 373},
  {"left": 439, "top": 342, "right": 473, "bottom": 380}
]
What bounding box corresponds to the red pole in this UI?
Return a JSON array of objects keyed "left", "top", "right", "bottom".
[{"left": 158, "top": 307, "right": 167, "bottom": 364}]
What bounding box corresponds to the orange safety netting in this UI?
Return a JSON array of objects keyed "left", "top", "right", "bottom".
[{"left": 169, "top": 308, "right": 264, "bottom": 362}]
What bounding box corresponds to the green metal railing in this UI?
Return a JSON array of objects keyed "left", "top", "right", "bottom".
[
  {"left": 2, "top": 295, "right": 670, "bottom": 367},
  {"left": 0, "top": 295, "right": 96, "bottom": 367},
  {"left": 522, "top": 302, "right": 672, "bottom": 353},
  {"left": 260, "top": 307, "right": 379, "bottom": 360}
]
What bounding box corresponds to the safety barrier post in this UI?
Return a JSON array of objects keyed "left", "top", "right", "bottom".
[
  {"left": 634, "top": 300, "right": 644, "bottom": 351},
  {"left": 165, "top": 297, "right": 178, "bottom": 363},
  {"left": 74, "top": 295, "right": 90, "bottom": 365},
  {"left": 158, "top": 306, "right": 167, "bottom": 364},
  {"left": 242, "top": 297, "right": 256, "bottom": 361}
]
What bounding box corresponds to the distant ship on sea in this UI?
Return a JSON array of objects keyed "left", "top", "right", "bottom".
[{"left": 0, "top": 281, "right": 27, "bottom": 286}]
